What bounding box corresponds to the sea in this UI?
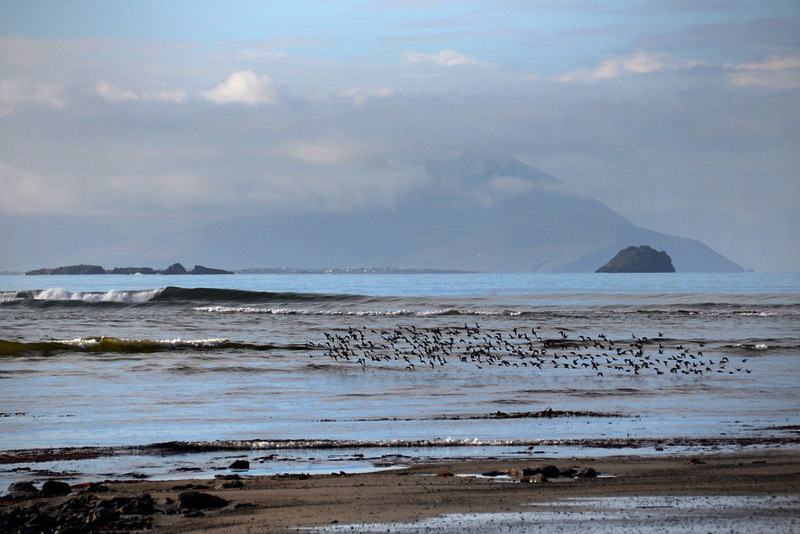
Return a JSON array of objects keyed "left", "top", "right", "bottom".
[{"left": 1, "top": 272, "right": 798, "bottom": 486}]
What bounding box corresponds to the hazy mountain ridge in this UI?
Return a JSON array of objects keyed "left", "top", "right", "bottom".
[{"left": 0, "top": 158, "right": 743, "bottom": 273}]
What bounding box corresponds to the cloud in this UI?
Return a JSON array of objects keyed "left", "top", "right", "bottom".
[
  {"left": 403, "top": 49, "right": 487, "bottom": 67},
  {"left": 95, "top": 80, "right": 139, "bottom": 101},
  {"left": 554, "top": 51, "right": 697, "bottom": 82},
  {"left": 0, "top": 162, "right": 79, "bottom": 213},
  {"left": 281, "top": 139, "right": 366, "bottom": 165},
  {"left": 0, "top": 78, "right": 65, "bottom": 115},
  {"left": 337, "top": 86, "right": 394, "bottom": 106},
  {"left": 95, "top": 81, "right": 188, "bottom": 103},
  {"left": 731, "top": 55, "right": 800, "bottom": 89},
  {"left": 202, "top": 70, "right": 275, "bottom": 104}
]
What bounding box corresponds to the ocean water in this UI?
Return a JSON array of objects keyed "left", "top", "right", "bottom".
[{"left": 1, "top": 273, "right": 798, "bottom": 483}]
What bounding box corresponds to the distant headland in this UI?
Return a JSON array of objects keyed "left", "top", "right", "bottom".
[{"left": 25, "top": 263, "right": 234, "bottom": 275}]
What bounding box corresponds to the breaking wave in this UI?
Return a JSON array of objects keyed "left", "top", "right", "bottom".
[
  {"left": 0, "top": 286, "right": 370, "bottom": 307},
  {"left": 0, "top": 337, "right": 306, "bottom": 357},
  {"left": 193, "top": 305, "right": 524, "bottom": 317}
]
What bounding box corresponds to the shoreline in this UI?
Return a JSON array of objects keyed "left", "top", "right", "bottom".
[{"left": 2, "top": 449, "right": 798, "bottom": 533}]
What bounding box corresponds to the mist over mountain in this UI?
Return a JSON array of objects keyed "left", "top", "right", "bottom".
[{"left": 1, "top": 157, "right": 742, "bottom": 273}]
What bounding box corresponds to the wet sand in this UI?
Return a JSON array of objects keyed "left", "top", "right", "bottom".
[{"left": 2, "top": 449, "right": 798, "bottom": 533}]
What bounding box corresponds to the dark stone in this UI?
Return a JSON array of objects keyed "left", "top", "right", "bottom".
[
  {"left": 178, "top": 491, "right": 229, "bottom": 510},
  {"left": 522, "top": 465, "right": 560, "bottom": 478},
  {"left": 77, "top": 482, "right": 109, "bottom": 494},
  {"left": 86, "top": 506, "right": 119, "bottom": 528},
  {"left": 221, "top": 480, "right": 244, "bottom": 489},
  {"left": 480, "top": 471, "right": 506, "bottom": 477},
  {"left": 28, "top": 511, "right": 57, "bottom": 528},
  {"left": 576, "top": 467, "right": 597, "bottom": 478},
  {"left": 61, "top": 494, "right": 98, "bottom": 511},
  {"left": 229, "top": 459, "right": 250, "bottom": 470},
  {"left": 7, "top": 481, "right": 38, "bottom": 495},
  {"left": 162, "top": 262, "right": 188, "bottom": 274},
  {"left": 190, "top": 265, "right": 235, "bottom": 275},
  {"left": 596, "top": 245, "right": 675, "bottom": 273},
  {"left": 105, "top": 494, "right": 155, "bottom": 515},
  {"left": 41, "top": 480, "right": 72, "bottom": 497},
  {"left": 558, "top": 467, "right": 578, "bottom": 477},
  {"left": 184, "top": 509, "right": 206, "bottom": 517},
  {"left": 540, "top": 465, "right": 560, "bottom": 478}
]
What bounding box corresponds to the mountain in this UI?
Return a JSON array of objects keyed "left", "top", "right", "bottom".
[{"left": 0, "top": 157, "right": 743, "bottom": 273}]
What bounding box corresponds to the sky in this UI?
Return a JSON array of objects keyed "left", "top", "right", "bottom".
[{"left": 0, "top": 0, "right": 798, "bottom": 271}]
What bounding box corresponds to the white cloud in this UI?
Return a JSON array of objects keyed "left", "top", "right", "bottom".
[
  {"left": 0, "top": 78, "right": 65, "bottom": 115},
  {"left": 0, "top": 162, "right": 79, "bottom": 213},
  {"left": 403, "top": 49, "right": 487, "bottom": 67},
  {"left": 96, "top": 81, "right": 188, "bottom": 103},
  {"left": 145, "top": 88, "right": 188, "bottom": 103},
  {"left": 202, "top": 70, "right": 275, "bottom": 104},
  {"left": 337, "top": 86, "right": 394, "bottom": 106},
  {"left": 281, "top": 139, "right": 366, "bottom": 165},
  {"left": 95, "top": 80, "right": 139, "bottom": 101},
  {"left": 731, "top": 55, "right": 800, "bottom": 89},
  {"left": 554, "top": 51, "right": 694, "bottom": 82}
]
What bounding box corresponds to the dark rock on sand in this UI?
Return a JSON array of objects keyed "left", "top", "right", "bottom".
[
  {"left": 0, "top": 491, "right": 157, "bottom": 534},
  {"left": 221, "top": 480, "right": 244, "bottom": 489},
  {"left": 6, "top": 481, "right": 39, "bottom": 497},
  {"left": 522, "top": 465, "right": 560, "bottom": 478},
  {"left": 229, "top": 459, "right": 250, "bottom": 470},
  {"left": 100, "top": 494, "right": 155, "bottom": 515},
  {"left": 576, "top": 467, "right": 597, "bottom": 478},
  {"left": 77, "top": 482, "right": 110, "bottom": 494},
  {"left": 481, "top": 470, "right": 506, "bottom": 477},
  {"left": 596, "top": 245, "right": 675, "bottom": 273},
  {"left": 40, "top": 479, "right": 71, "bottom": 497},
  {"left": 559, "top": 467, "right": 578, "bottom": 477},
  {"left": 178, "top": 491, "right": 229, "bottom": 510}
]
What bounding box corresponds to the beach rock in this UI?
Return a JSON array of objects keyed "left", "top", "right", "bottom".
[
  {"left": 524, "top": 473, "right": 548, "bottom": 483},
  {"left": 481, "top": 471, "right": 506, "bottom": 477},
  {"left": 105, "top": 494, "right": 155, "bottom": 515},
  {"left": 229, "top": 459, "right": 250, "bottom": 470},
  {"left": 221, "top": 480, "right": 244, "bottom": 489},
  {"left": 522, "top": 465, "right": 560, "bottom": 478},
  {"left": 7, "top": 481, "right": 39, "bottom": 497},
  {"left": 77, "top": 482, "right": 110, "bottom": 494},
  {"left": 40, "top": 479, "right": 71, "bottom": 497},
  {"left": 86, "top": 506, "right": 119, "bottom": 528},
  {"left": 178, "top": 491, "right": 229, "bottom": 510},
  {"left": 576, "top": 467, "right": 597, "bottom": 478},
  {"left": 596, "top": 245, "right": 675, "bottom": 273},
  {"left": 559, "top": 467, "right": 578, "bottom": 477}
]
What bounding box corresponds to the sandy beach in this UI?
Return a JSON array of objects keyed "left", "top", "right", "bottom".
[{"left": 2, "top": 449, "right": 798, "bottom": 533}]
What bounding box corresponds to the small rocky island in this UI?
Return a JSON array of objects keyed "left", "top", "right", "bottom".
[
  {"left": 25, "top": 263, "right": 234, "bottom": 275},
  {"left": 596, "top": 245, "right": 675, "bottom": 273}
]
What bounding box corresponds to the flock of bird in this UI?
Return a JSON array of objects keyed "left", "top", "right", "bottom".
[{"left": 309, "top": 323, "right": 751, "bottom": 377}]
